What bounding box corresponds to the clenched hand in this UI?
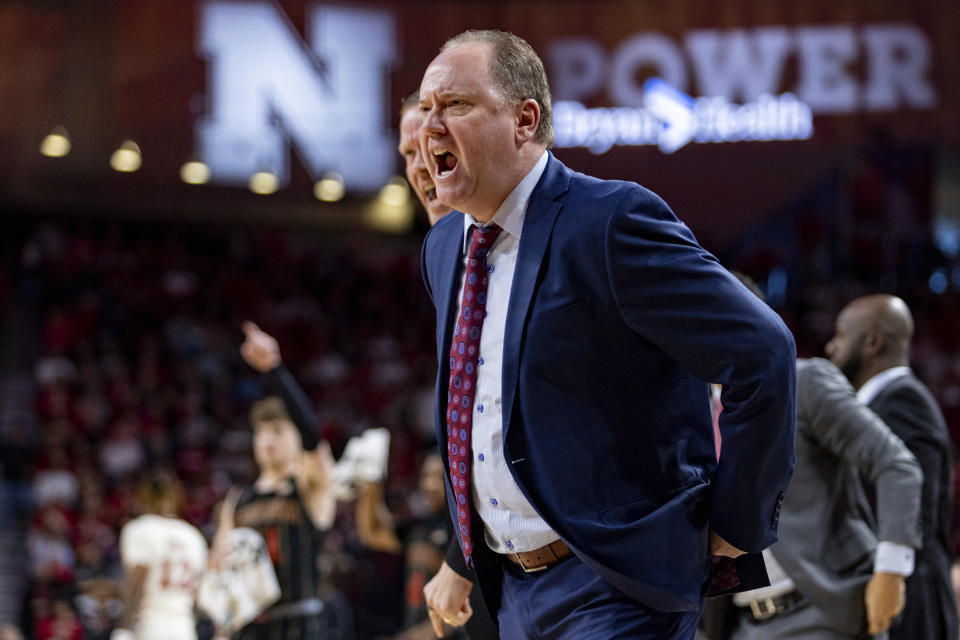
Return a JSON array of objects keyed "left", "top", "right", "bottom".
[
  {"left": 865, "top": 571, "right": 905, "bottom": 635},
  {"left": 709, "top": 529, "right": 746, "bottom": 558},
  {"left": 240, "top": 321, "right": 281, "bottom": 373},
  {"left": 424, "top": 561, "right": 474, "bottom": 637}
]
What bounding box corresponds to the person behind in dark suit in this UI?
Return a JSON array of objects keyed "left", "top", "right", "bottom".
[
  {"left": 418, "top": 29, "right": 796, "bottom": 639},
  {"left": 398, "top": 92, "right": 498, "bottom": 640},
  {"left": 827, "top": 294, "right": 959, "bottom": 640}
]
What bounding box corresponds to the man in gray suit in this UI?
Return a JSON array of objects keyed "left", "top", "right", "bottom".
[
  {"left": 709, "top": 356, "right": 922, "bottom": 639},
  {"left": 827, "top": 294, "right": 958, "bottom": 640}
]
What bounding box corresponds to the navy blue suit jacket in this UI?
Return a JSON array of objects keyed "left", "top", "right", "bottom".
[{"left": 421, "top": 153, "right": 797, "bottom": 614}]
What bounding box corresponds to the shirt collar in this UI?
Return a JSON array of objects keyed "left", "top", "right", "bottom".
[
  {"left": 857, "top": 366, "right": 912, "bottom": 405},
  {"left": 461, "top": 151, "right": 549, "bottom": 253}
]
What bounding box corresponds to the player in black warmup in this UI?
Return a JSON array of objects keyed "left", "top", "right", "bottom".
[
  {"left": 356, "top": 453, "right": 466, "bottom": 640},
  {"left": 213, "top": 322, "right": 353, "bottom": 640}
]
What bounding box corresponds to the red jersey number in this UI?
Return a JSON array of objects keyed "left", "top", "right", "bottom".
[{"left": 160, "top": 557, "right": 197, "bottom": 592}]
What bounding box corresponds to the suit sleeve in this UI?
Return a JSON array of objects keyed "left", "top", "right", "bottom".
[
  {"left": 265, "top": 365, "right": 321, "bottom": 451},
  {"left": 604, "top": 187, "right": 797, "bottom": 552},
  {"left": 874, "top": 387, "right": 945, "bottom": 550},
  {"left": 445, "top": 538, "right": 471, "bottom": 579},
  {"left": 799, "top": 359, "right": 922, "bottom": 548}
]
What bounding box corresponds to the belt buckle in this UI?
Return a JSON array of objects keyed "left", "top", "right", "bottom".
[
  {"left": 516, "top": 554, "right": 548, "bottom": 573},
  {"left": 748, "top": 597, "right": 778, "bottom": 621}
]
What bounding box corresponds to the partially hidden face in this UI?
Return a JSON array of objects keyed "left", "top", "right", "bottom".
[
  {"left": 825, "top": 306, "right": 866, "bottom": 383},
  {"left": 418, "top": 41, "right": 526, "bottom": 220},
  {"left": 398, "top": 109, "right": 449, "bottom": 225}
]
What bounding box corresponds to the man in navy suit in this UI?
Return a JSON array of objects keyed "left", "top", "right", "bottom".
[{"left": 417, "top": 29, "right": 797, "bottom": 639}]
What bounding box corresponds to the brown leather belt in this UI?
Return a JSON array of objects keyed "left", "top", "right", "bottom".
[{"left": 505, "top": 539, "right": 572, "bottom": 573}]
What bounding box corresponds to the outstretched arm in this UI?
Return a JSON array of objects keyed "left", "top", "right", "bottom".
[
  {"left": 116, "top": 564, "right": 148, "bottom": 633},
  {"left": 241, "top": 321, "right": 334, "bottom": 527},
  {"left": 241, "top": 321, "right": 320, "bottom": 451},
  {"left": 355, "top": 482, "right": 403, "bottom": 553}
]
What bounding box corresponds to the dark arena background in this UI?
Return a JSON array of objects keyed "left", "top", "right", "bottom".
[{"left": 1, "top": 1, "right": 959, "bottom": 638}]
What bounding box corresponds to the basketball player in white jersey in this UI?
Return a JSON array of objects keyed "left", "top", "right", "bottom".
[{"left": 112, "top": 471, "right": 207, "bottom": 640}]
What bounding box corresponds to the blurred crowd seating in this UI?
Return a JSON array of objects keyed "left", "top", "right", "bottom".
[{"left": 0, "top": 149, "right": 958, "bottom": 637}]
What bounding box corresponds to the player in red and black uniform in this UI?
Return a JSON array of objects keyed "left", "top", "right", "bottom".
[{"left": 214, "top": 322, "right": 352, "bottom": 640}]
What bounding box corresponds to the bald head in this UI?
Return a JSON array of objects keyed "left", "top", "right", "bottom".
[
  {"left": 846, "top": 294, "right": 913, "bottom": 344},
  {"left": 826, "top": 294, "right": 914, "bottom": 388}
]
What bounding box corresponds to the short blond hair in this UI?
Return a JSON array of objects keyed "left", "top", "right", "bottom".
[
  {"left": 250, "top": 396, "right": 291, "bottom": 426},
  {"left": 401, "top": 91, "right": 419, "bottom": 116}
]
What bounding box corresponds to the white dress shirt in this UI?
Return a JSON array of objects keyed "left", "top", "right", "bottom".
[{"left": 451, "top": 150, "right": 559, "bottom": 554}]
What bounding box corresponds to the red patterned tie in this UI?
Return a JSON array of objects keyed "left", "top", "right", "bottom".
[{"left": 447, "top": 223, "right": 503, "bottom": 566}]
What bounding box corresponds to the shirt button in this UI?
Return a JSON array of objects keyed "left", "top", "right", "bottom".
[
  {"left": 478, "top": 357, "right": 484, "bottom": 365},
  {"left": 478, "top": 453, "right": 484, "bottom": 462},
  {"left": 488, "top": 265, "right": 494, "bottom": 273},
  {"left": 490, "top": 498, "right": 498, "bottom": 506},
  {"left": 505, "top": 540, "right": 514, "bottom": 550},
  {"left": 478, "top": 404, "right": 484, "bottom": 413}
]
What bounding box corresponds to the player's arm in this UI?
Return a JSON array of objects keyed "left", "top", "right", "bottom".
[
  {"left": 240, "top": 321, "right": 321, "bottom": 451},
  {"left": 111, "top": 565, "right": 148, "bottom": 639},
  {"left": 118, "top": 564, "right": 149, "bottom": 629},
  {"left": 355, "top": 481, "right": 402, "bottom": 553},
  {"left": 299, "top": 439, "right": 337, "bottom": 529},
  {"left": 209, "top": 487, "right": 241, "bottom": 570},
  {"left": 114, "top": 521, "right": 149, "bottom": 639}
]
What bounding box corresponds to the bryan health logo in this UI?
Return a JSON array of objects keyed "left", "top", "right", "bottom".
[{"left": 554, "top": 78, "right": 814, "bottom": 154}]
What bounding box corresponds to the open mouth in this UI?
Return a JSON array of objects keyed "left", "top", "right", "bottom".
[{"left": 433, "top": 150, "right": 458, "bottom": 177}]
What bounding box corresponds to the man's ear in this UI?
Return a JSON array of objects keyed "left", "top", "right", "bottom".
[
  {"left": 864, "top": 327, "right": 886, "bottom": 357},
  {"left": 515, "top": 99, "right": 541, "bottom": 144}
]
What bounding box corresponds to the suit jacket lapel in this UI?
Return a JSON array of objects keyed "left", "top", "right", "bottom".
[
  {"left": 866, "top": 373, "right": 912, "bottom": 411},
  {"left": 433, "top": 215, "right": 467, "bottom": 450},
  {"left": 501, "top": 154, "right": 571, "bottom": 441}
]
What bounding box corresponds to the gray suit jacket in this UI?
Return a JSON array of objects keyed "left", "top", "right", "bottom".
[
  {"left": 769, "top": 358, "right": 923, "bottom": 635},
  {"left": 701, "top": 358, "right": 924, "bottom": 638}
]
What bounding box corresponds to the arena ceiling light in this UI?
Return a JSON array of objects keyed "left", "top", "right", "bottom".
[
  {"left": 365, "top": 176, "right": 413, "bottom": 233},
  {"left": 314, "top": 171, "right": 345, "bottom": 202},
  {"left": 40, "top": 126, "right": 71, "bottom": 158},
  {"left": 110, "top": 140, "right": 142, "bottom": 172},
  {"left": 180, "top": 160, "right": 211, "bottom": 185},
  {"left": 377, "top": 176, "right": 409, "bottom": 207},
  {"left": 248, "top": 170, "right": 278, "bottom": 195}
]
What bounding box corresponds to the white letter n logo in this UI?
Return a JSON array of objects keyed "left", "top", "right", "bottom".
[{"left": 197, "top": 2, "right": 396, "bottom": 192}]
